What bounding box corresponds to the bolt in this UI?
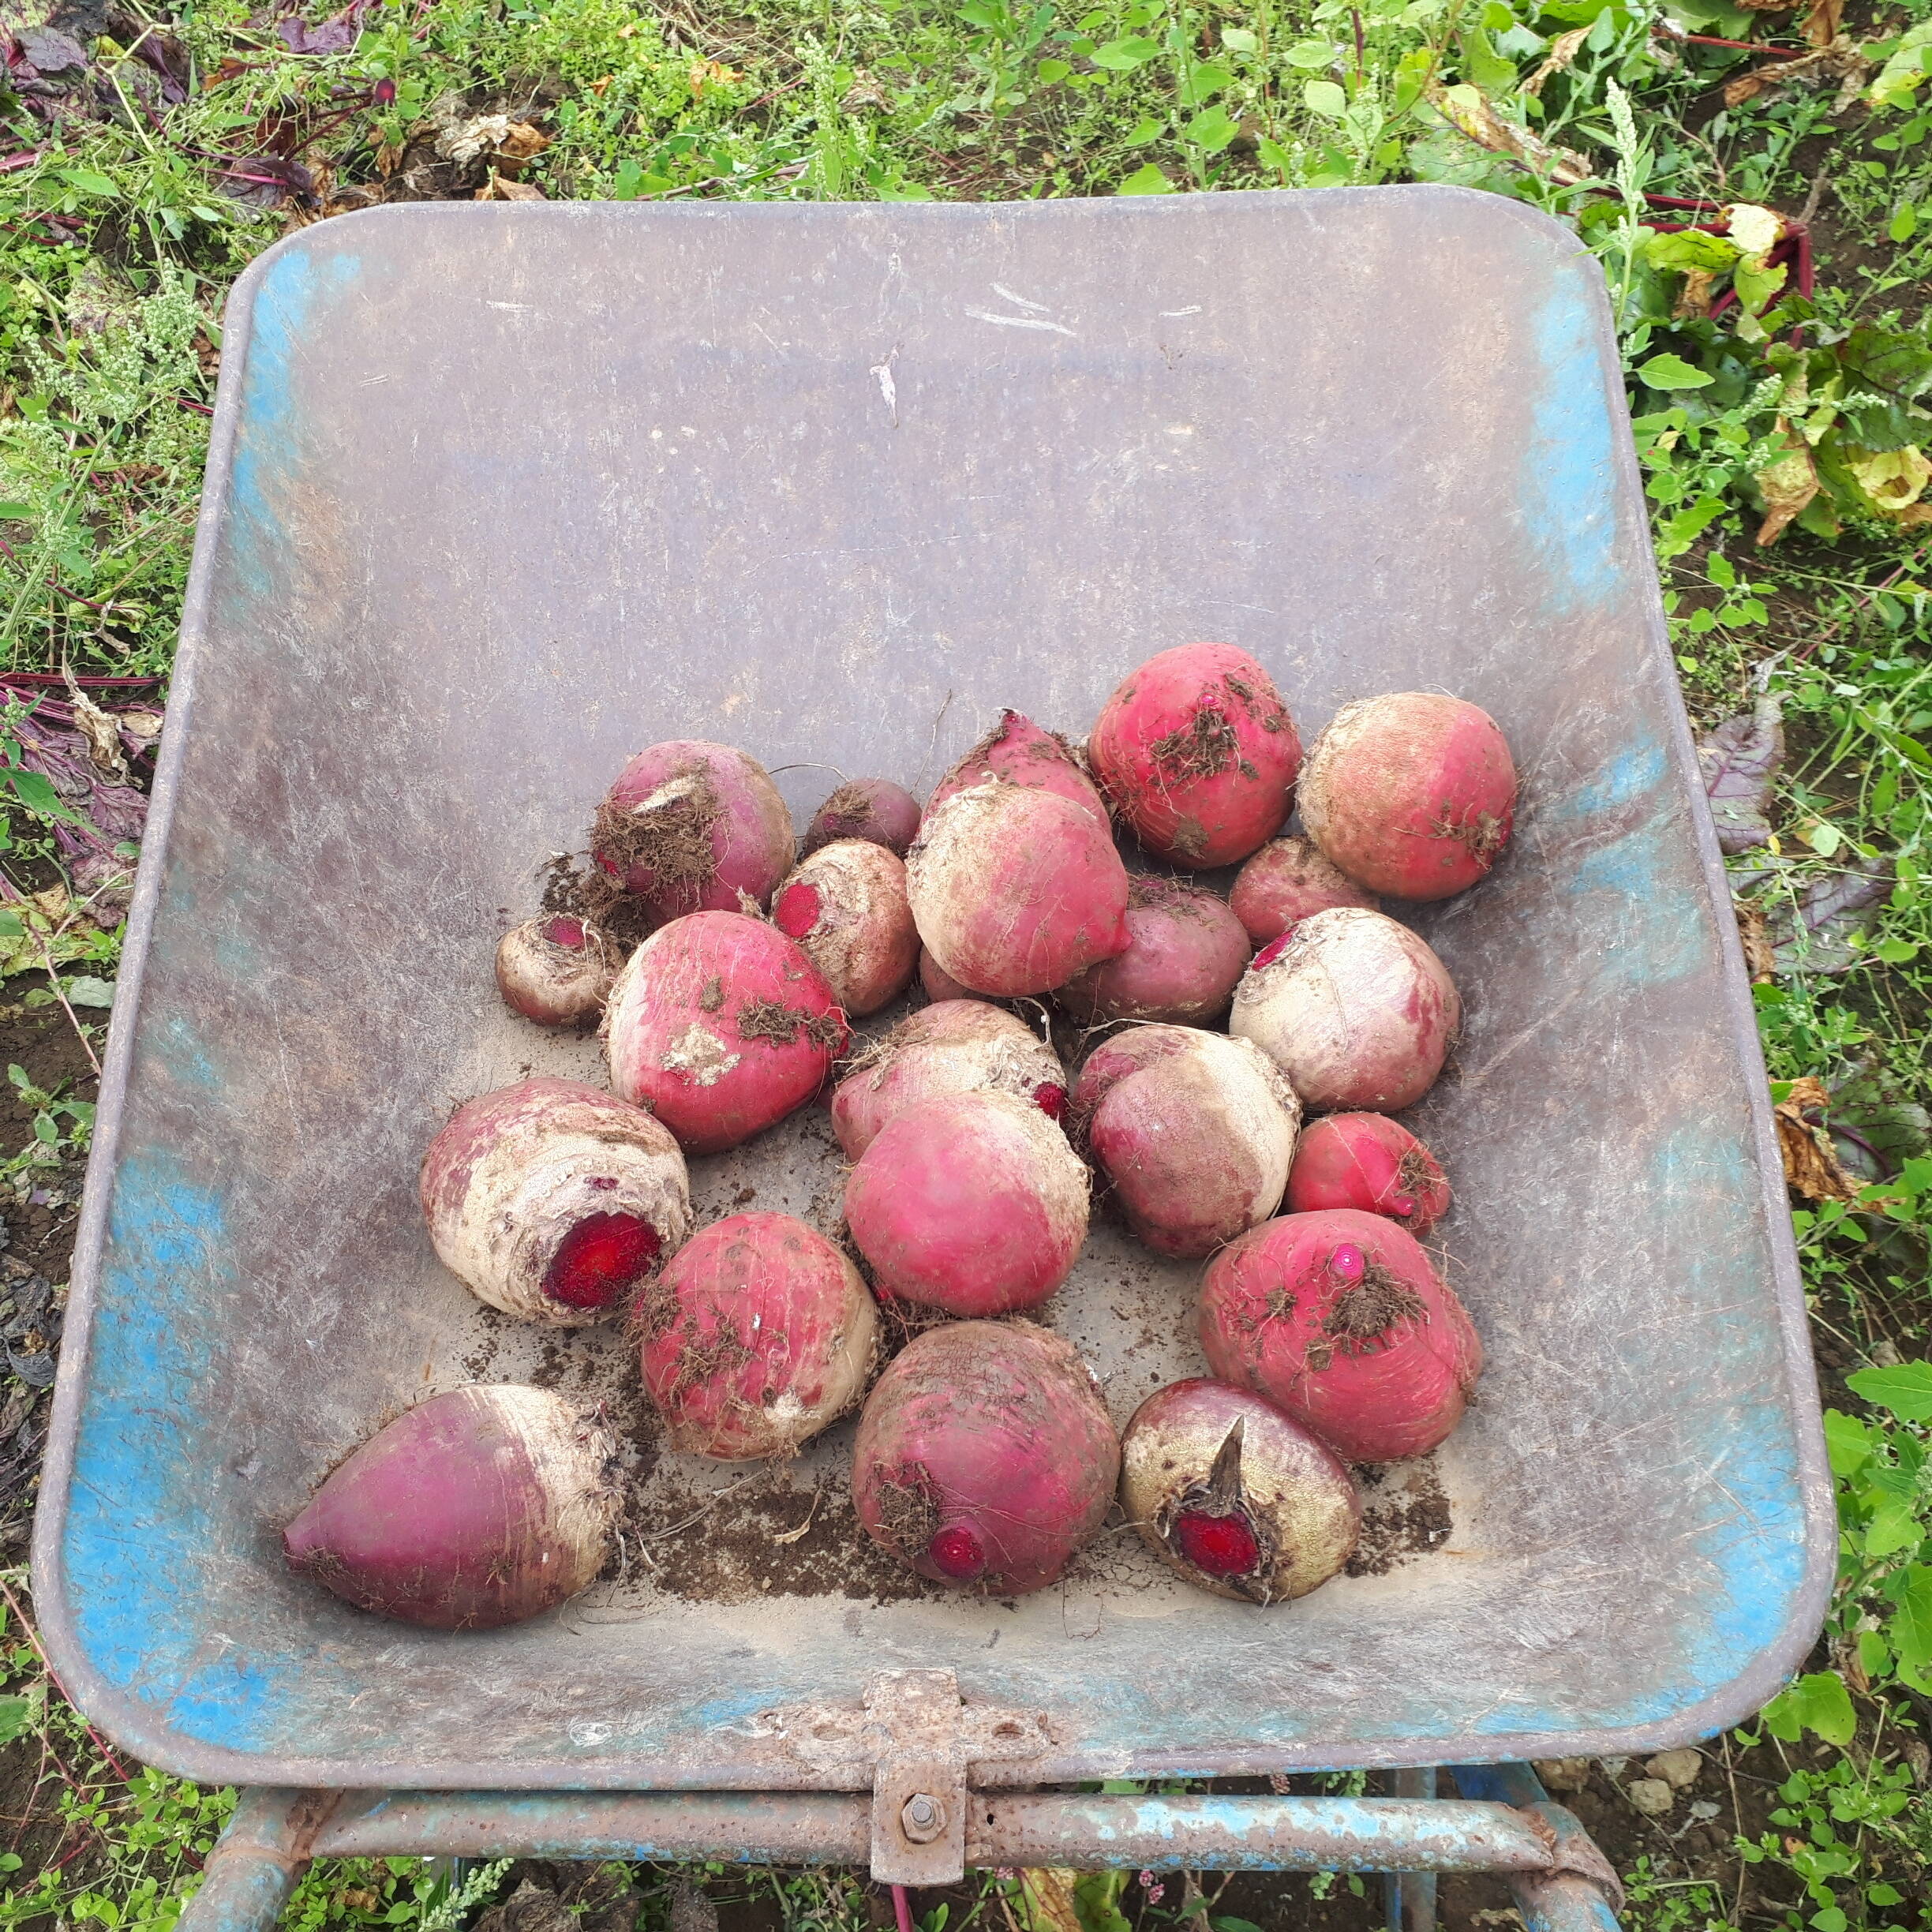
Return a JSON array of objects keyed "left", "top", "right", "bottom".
[{"left": 900, "top": 1792, "right": 946, "bottom": 1843}]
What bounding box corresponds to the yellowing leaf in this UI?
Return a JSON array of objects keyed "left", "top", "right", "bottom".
[
  {"left": 1423, "top": 80, "right": 1591, "bottom": 185},
  {"left": 1866, "top": 18, "right": 1932, "bottom": 108},
  {"left": 1727, "top": 201, "right": 1784, "bottom": 260},
  {"left": 1845, "top": 445, "right": 1931, "bottom": 514},
  {"left": 1754, "top": 425, "right": 1819, "bottom": 545},
  {"left": 1522, "top": 24, "right": 1589, "bottom": 95}
]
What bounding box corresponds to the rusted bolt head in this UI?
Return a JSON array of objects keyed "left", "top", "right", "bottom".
[{"left": 900, "top": 1793, "right": 946, "bottom": 1843}]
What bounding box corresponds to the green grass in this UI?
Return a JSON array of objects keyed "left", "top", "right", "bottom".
[{"left": 2, "top": 0, "right": 1931, "bottom": 1923}]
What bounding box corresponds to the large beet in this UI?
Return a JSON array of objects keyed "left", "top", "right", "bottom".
[
  {"left": 592, "top": 740, "right": 796, "bottom": 923},
  {"left": 1055, "top": 878, "right": 1251, "bottom": 1028},
  {"left": 421, "top": 1077, "right": 691, "bottom": 1324},
  {"left": 605, "top": 912, "right": 847, "bottom": 1154},
  {"left": 853, "top": 1320, "right": 1118, "bottom": 1594},
  {"left": 926, "top": 710, "right": 1106, "bottom": 821},
  {"left": 1229, "top": 836, "right": 1380, "bottom": 946},
  {"left": 1230, "top": 906, "right": 1458, "bottom": 1112},
  {"left": 1300, "top": 694, "right": 1516, "bottom": 901},
  {"left": 283, "top": 1385, "right": 619, "bottom": 1629},
  {"left": 1198, "top": 1209, "right": 1482, "bottom": 1462},
  {"left": 908, "top": 781, "right": 1129, "bottom": 998},
  {"left": 1088, "top": 644, "right": 1301, "bottom": 866}
]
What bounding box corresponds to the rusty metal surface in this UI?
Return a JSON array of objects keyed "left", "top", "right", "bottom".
[{"left": 34, "top": 190, "right": 1830, "bottom": 1792}]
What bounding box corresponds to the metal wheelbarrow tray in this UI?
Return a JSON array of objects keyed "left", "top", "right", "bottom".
[{"left": 34, "top": 189, "right": 1830, "bottom": 1916}]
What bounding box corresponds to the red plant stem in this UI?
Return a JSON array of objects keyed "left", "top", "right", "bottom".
[
  {"left": 892, "top": 1885, "right": 915, "bottom": 1932},
  {"left": 0, "top": 152, "right": 38, "bottom": 171},
  {"left": 175, "top": 395, "right": 214, "bottom": 416},
  {"left": 0, "top": 1575, "right": 126, "bottom": 1779},
  {"left": 0, "top": 534, "right": 118, "bottom": 616},
  {"left": 1679, "top": 30, "right": 1801, "bottom": 54},
  {"left": 0, "top": 672, "right": 163, "bottom": 687}
]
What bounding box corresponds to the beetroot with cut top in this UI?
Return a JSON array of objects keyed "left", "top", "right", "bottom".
[
  {"left": 844, "top": 1090, "right": 1088, "bottom": 1316},
  {"left": 283, "top": 1385, "right": 620, "bottom": 1629},
  {"left": 1198, "top": 1209, "right": 1482, "bottom": 1463},
  {"left": 832, "top": 999, "right": 1065, "bottom": 1160},
  {"left": 1230, "top": 906, "right": 1459, "bottom": 1113},
  {"left": 592, "top": 740, "right": 796, "bottom": 923},
  {"left": 1088, "top": 644, "right": 1301, "bottom": 867},
  {"left": 605, "top": 912, "right": 847, "bottom": 1155},
  {"left": 1229, "top": 837, "right": 1380, "bottom": 947},
  {"left": 421, "top": 1076, "right": 691, "bottom": 1325},
  {"left": 1286, "top": 1113, "right": 1451, "bottom": 1237},
  {"left": 925, "top": 710, "right": 1107, "bottom": 822},
  {"left": 1120, "top": 1380, "right": 1359, "bottom": 1603},
  {"left": 772, "top": 839, "right": 919, "bottom": 1017},
  {"left": 1300, "top": 694, "right": 1516, "bottom": 901},
  {"left": 803, "top": 777, "right": 922, "bottom": 857},
  {"left": 495, "top": 914, "right": 620, "bottom": 1028},
  {"left": 1055, "top": 877, "right": 1251, "bottom": 1028},
  {"left": 908, "top": 781, "right": 1130, "bottom": 998},
  {"left": 638, "top": 1212, "right": 878, "bottom": 1460},
  {"left": 853, "top": 1319, "right": 1118, "bottom": 1594}
]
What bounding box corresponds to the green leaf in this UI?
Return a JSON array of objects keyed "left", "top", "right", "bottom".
[
  {"left": 61, "top": 168, "right": 118, "bottom": 197},
  {"left": 1865, "top": 1497, "right": 1921, "bottom": 1558},
  {"left": 1848, "top": 1361, "right": 1932, "bottom": 1421},
  {"left": 1304, "top": 78, "right": 1349, "bottom": 116},
  {"left": 1759, "top": 1671, "right": 1855, "bottom": 1748},
  {"left": 0, "top": 1696, "right": 30, "bottom": 1747},
  {"left": 1885, "top": 1564, "right": 1932, "bottom": 1672},
  {"left": 1036, "top": 57, "right": 1070, "bottom": 81},
  {"left": 0, "top": 504, "right": 32, "bottom": 522},
  {"left": 1219, "top": 25, "right": 1256, "bottom": 51},
  {"left": 1124, "top": 114, "right": 1165, "bottom": 144},
  {"left": 1285, "top": 37, "right": 1336, "bottom": 67},
  {"left": 1823, "top": 1410, "right": 1872, "bottom": 1477},
  {"left": 1892, "top": 204, "right": 1919, "bottom": 245},
  {"left": 1637, "top": 353, "right": 1715, "bottom": 391},
  {"left": 1115, "top": 162, "right": 1174, "bottom": 194},
  {"left": 0, "top": 913, "right": 21, "bottom": 940},
  {"left": 1185, "top": 103, "right": 1240, "bottom": 151},
  {"left": 1091, "top": 33, "right": 1161, "bottom": 66},
  {"left": 63, "top": 975, "right": 115, "bottom": 1009}
]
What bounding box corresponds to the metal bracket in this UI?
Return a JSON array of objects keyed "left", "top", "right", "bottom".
[{"left": 756, "top": 1668, "right": 1051, "bottom": 1885}]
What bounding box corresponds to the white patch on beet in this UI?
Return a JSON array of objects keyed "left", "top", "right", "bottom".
[{"left": 658, "top": 1024, "right": 742, "bottom": 1085}]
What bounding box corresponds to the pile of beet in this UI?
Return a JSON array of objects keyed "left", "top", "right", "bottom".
[{"left": 282, "top": 650, "right": 1517, "bottom": 1627}]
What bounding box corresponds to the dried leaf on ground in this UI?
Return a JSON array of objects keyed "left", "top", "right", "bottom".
[
  {"left": 1768, "top": 856, "right": 1893, "bottom": 973},
  {"left": 477, "top": 174, "right": 545, "bottom": 200},
  {"left": 1424, "top": 81, "right": 1593, "bottom": 185},
  {"left": 1697, "top": 694, "right": 1784, "bottom": 853},
  {"left": 1735, "top": 899, "right": 1777, "bottom": 981},
  {"left": 1522, "top": 24, "right": 1589, "bottom": 95},
  {"left": 1777, "top": 1076, "right": 1860, "bottom": 1201},
  {"left": 1755, "top": 425, "right": 1821, "bottom": 545},
  {"left": 17, "top": 27, "right": 87, "bottom": 72},
  {"left": 430, "top": 99, "right": 551, "bottom": 167},
  {"left": 1800, "top": 0, "right": 1843, "bottom": 47},
  {"left": 1674, "top": 267, "right": 1717, "bottom": 320},
  {"left": 64, "top": 680, "right": 129, "bottom": 783},
  {"left": 1724, "top": 43, "right": 1873, "bottom": 108}
]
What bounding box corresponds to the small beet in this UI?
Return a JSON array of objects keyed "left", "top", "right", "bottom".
[
  {"left": 772, "top": 839, "right": 919, "bottom": 1017},
  {"left": 1120, "top": 1380, "right": 1360, "bottom": 1603},
  {"left": 605, "top": 912, "right": 847, "bottom": 1155},
  {"left": 638, "top": 1212, "right": 878, "bottom": 1459},
  {"left": 926, "top": 710, "right": 1107, "bottom": 822},
  {"left": 908, "top": 781, "right": 1130, "bottom": 998},
  {"left": 1300, "top": 694, "right": 1516, "bottom": 901},
  {"left": 803, "top": 777, "right": 922, "bottom": 857},
  {"left": 919, "top": 947, "right": 975, "bottom": 1004},
  {"left": 1055, "top": 878, "right": 1251, "bottom": 1027},
  {"left": 1229, "top": 837, "right": 1380, "bottom": 946},
  {"left": 592, "top": 740, "right": 796, "bottom": 923},
  {"left": 1286, "top": 1113, "right": 1451, "bottom": 1237},
  {"left": 283, "top": 1385, "right": 619, "bottom": 1629},
  {"left": 853, "top": 1320, "right": 1118, "bottom": 1594},
  {"left": 1230, "top": 906, "right": 1459, "bottom": 1112},
  {"left": 1077, "top": 1028, "right": 1299, "bottom": 1259},
  {"left": 832, "top": 1000, "right": 1064, "bottom": 1159},
  {"left": 844, "top": 1090, "right": 1088, "bottom": 1316},
  {"left": 1088, "top": 644, "right": 1301, "bottom": 867},
  {"left": 421, "top": 1077, "right": 691, "bottom": 1325},
  {"left": 495, "top": 914, "right": 620, "bottom": 1028},
  {"left": 1198, "top": 1208, "right": 1482, "bottom": 1463}
]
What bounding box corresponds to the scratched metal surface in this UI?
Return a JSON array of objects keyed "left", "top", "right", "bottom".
[{"left": 33, "top": 190, "right": 1831, "bottom": 1792}]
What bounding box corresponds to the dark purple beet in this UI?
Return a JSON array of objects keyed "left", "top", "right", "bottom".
[{"left": 803, "top": 777, "right": 922, "bottom": 857}]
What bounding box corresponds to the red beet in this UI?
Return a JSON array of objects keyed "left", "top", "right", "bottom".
[
  {"left": 1119, "top": 1380, "right": 1359, "bottom": 1603},
  {"left": 772, "top": 839, "right": 919, "bottom": 1017},
  {"left": 1088, "top": 644, "right": 1301, "bottom": 867},
  {"left": 1229, "top": 837, "right": 1380, "bottom": 946},
  {"left": 844, "top": 1091, "right": 1088, "bottom": 1316},
  {"left": 421, "top": 1077, "right": 691, "bottom": 1324},
  {"left": 1055, "top": 878, "right": 1251, "bottom": 1027},
  {"left": 1080, "top": 1028, "right": 1299, "bottom": 1259},
  {"left": 1198, "top": 1209, "right": 1482, "bottom": 1462},
  {"left": 283, "top": 1385, "right": 619, "bottom": 1629},
  {"left": 638, "top": 1213, "right": 878, "bottom": 1459},
  {"left": 1300, "top": 694, "right": 1516, "bottom": 901},
  {"left": 592, "top": 740, "right": 796, "bottom": 923},
  {"left": 853, "top": 1320, "right": 1118, "bottom": 1594},
  {"left": 926, "top": 710, "right": 1107, "bottom": 821},
  {"left": 803, "top": 777, "right": 922, "bottom": 857},
  {"left": 919, "top": 947, "right": 975, "bottom": 1004},
  {"left": 832, "top": 1000, "right": 1064, "bottom": 1160},
  {"left": 495, "top": 914, "right": 620, "bottom": 1028},
  {"left": 605, "top": 912, "right": 847, "bottom": 1155},
  {"left": 1286, "top": 1113, "right": 1451, "bottom": 1237},
  {"left": 908, "top": 781, "right": 1130, "bottom": 997},
  {"left": 1230, "top": 907, "right": 1459, "bottom": 1112}
]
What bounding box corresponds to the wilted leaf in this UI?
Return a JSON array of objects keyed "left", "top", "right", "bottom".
[
  {"left": 1829, "top": 1064, "right": 1932, "bottom": 1183},
  {"left": 1867, "top": 20, "right": 1932, "bottom": 110},
  {"left": 1769, "top": 856, "right": 1893, "bottom": 972},
  {"left": 1674, "top": 268, "right": 1717, "bottom": 320},
  {"left": 1696, "top": 694, "right": 1784, "bottom": 853},
  {"left": 1424, "top": 81, "right": 1592, "bottom": 185},
  {"left": 1016, "top": 1872, "right": 1086, "bottom": 1932},
  {"left": 1776, "top": 1075, "right": 1860, "bottom": 1202},
  {"left": 1844, "top": 445, "right": 1931, "bottom": 515},
  {"left": 432, "top": 109, "right": 552, "bottom": 167},
  {"left": 476, "top": 174, "right": 545, "bottom": 200},
  {"left": 276, "top": 6, "right": 363, "bottom": 55},
  {"left": 62, "top": 975, "right": 114, "bottom": 1009},
  {"left": 1735, "top": 899, "right": 1776, "bottom": 981},
  {"left": 1755, "top": 427, "right": 1820, "bottom": 545},
  {"left": 1728, "top": 202, "right": 1785, "bottom": 258},
  {"left": 1522, "top": 24, "right": 1589, "bottom": 95},
  {"left": 1800, "top": 0, "right": 1842, "bottom": 45},
  {"left": 1724, "top": 43, "right": 1873, "bottom": 107},
  {"left": 18, "top": 27, "right": 88, "bottom": 72}
]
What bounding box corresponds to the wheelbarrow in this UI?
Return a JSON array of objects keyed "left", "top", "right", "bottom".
[{"left": 31, "top": 189, "right": 1833, "bottom": 1931}]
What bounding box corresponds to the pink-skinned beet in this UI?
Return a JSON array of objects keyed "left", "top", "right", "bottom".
[
  {"left": 605, "top": 912, "right": 847, "bottom": 1155},
  {"left": 803, "top": 777, "right": 922, "bottom": 857},
  {"left": 1088, "top": 644, "right": 1301, "bottom": 867},
  {"left": 925, "top": 710, "right": 1107, "bottom": 822},
  {"left": 283, "top": 1384, "right": 620, "bottom": 1630},
  {"left": 1285, "top": 1113, "right": 1451, "bottom": 1237},
  {"left": 844, "top": 1090, "right": 1088, "bottom": 1316},
  {"left": 853, "top": 1319, "right": 1118, "bottom": 1594},
  {"left": 1228, "top": 836, "right": 1380, "bottom": 946},
  {"left": 1198, "top": 1208, "right": 1481, "bottom": 1463},
  {"left": 772, "top": 839, "right": 919, "bottom": 1017},
  {"left": 1055, "top": 877, "right": 1251, "bottom": 1027}
]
